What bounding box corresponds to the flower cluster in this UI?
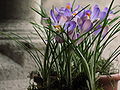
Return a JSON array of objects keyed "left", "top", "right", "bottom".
[{"left": 50, "top": 3, "right": 114, "bottom": 44}]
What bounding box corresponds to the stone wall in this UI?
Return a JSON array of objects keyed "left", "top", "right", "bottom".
[{"left": 0, "top": 0, "right": 41, "bottom": 90}]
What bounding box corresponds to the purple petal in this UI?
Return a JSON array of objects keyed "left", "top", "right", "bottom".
[
  {"left": 103, "top": 7, "right": 113, "bottom": 14},
  {"left": 55, "top": 7, "right": 60, "bottom": 13},
  {"left": 72, "top": 32, "right": 77, "bottom": 40},
  {"left": 93, "top": 25, "right": 109, "bottom": 37},
  {"left": 103, "top": 7, "right": 108, "bottom": 13},
  {"left": 85, "top": 10, "right": 92, "bottom": 19},
  {"left": 71, "top": 32, "right": 83, "bottom": 45},
  {"left": 56, "top": 14, "right": 61, "bottom": 22},
  {"left": 91, "top": 5, "right": 100, "bottom": 21},
  {"left": 78, "top": 10, "right": 86, "bottom": 18},
  {"left": 86, "top": 10, "right": 92, "bottom": 15},
  {"left": 102, "top": 26, "right": 109, "bottom": 37},
  {"left": 73, "top": 5, "right": 80, "bottom": 12},
  {"left": 64, "top": 21, "right": 76, "bottom": 32},
  {"left": 60, "top": 7, "right": 66, "bottom": 11},
  {"left": 77, "top": 18, "right": 83, "bottom": 25},
  {"left": 50, "top": 10, "right": 57, "bottom": 23},
  {"left": 82, "top": 19, "right": 93, "bottom": 32},
  {"left": 64, "top": 9, "right": 72, "bottom": 16},
  {"left": 98, "top": 11, "right": 106, "bottom": 21},
  {"left": 59, "top": 16, "right": 68, "bottom": 26},
  {"left": 93, "top": 25, "right": 101, "bottom": 35}
]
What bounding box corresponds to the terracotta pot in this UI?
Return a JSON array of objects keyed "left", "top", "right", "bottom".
[{"left": 99, "top": 74, "right": 120, "bottom": 90}]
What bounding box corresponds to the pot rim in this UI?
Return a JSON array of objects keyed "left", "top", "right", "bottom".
[{"left": 99, "top": 73, "right": 120, "bottom": 81}]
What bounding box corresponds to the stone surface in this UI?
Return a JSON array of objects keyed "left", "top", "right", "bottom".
[
  {"left": 0, "top": 0, "right": 40, "bottom": 21},
  {"left": 0, "top": 79, "right": 29, "bottom": 90},
  {"left": 42, "top": 0, "right": 120, "bottom": 13},
  {"left": 0, "top": 53, "right": 24, "bottom": 80},
  {"left": 0, "top": 0, "right": 41, "bottom": 90}
]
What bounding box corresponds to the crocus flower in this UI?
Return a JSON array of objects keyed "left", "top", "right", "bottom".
[
  {"left": 85, "top": 5, "right": 114, "bottom": 22},
  {"left": 55, "top": 3, "right": 81, "bottom": 19}
]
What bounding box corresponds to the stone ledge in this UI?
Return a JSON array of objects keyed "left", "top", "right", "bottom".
[
  {"left": 0, "top": 53, "right": 26, "bottom": 80},
  {"left": 0, "top": 79, "right": 29, "bottom": 90}
]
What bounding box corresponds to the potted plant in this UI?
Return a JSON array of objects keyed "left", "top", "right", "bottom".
[{"left": 6, "top": 0, "right": 120, "bottom": 90}]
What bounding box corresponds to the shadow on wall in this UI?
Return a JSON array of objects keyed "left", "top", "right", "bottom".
[
  {"left": 0, "top": 0, "right": 32, "bottom": 20},
  {"left": 0, "top": 43, "right": 25, "bottom": 66}
]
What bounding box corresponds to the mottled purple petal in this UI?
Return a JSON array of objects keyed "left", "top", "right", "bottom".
[
  {"left": 59, "top": 16, "right": 68, "bottom": 26},
  {"left": 102, "top": 26, "right": 109, "bottom": 37},
  {"left": 77, "top": 18, "right": 83, "bottom": 25},
  {"left": 82, "top": 19, "right": 93, "bottom": 32}
]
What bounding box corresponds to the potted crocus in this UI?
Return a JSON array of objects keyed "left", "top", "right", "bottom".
[{"left": 7, "top": 0, "right": 120, "bottom": 90}]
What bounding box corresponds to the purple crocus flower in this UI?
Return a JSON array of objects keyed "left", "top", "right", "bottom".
[
  {"left": 85, "top": 5, "right": 114, "bottom": 22},
  {"left": 56, "top": 3, "right": 81, "bottom": 19}
]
